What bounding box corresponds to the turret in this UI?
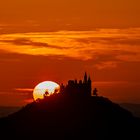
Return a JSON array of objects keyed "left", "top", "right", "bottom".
[
  {"left": 87, "top": 76, "right": 92, "bottom": 96},
  {"left": 84, "top": 72, "right": 88, "bottom": 83},
  {"left": 88, "top": 76, "right": 91, "bottom": 84}
]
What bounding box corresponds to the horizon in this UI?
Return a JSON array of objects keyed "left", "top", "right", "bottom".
[{"left": 0, "top": 0, "right": 140, "bottom": 106}]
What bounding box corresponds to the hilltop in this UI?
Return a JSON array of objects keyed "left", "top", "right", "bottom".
[{"left": 0, "top": 94, "right": 140, "bottom": 140}]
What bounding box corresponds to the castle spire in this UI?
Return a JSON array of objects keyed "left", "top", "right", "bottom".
[
  {"left": 84, "top": 72, "right": 88, "bottom": 83},
  {"left": 88, "top": 76, "right": 91, "bottom": 83}
]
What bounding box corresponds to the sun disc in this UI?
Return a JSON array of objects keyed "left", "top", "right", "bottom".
[{"left": 33, "top": 81, "right": 60, "bottom": 101}]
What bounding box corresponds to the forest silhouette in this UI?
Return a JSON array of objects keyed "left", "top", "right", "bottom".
[{"left": 0, "top": 73, "right": 140, "bottom": 140}]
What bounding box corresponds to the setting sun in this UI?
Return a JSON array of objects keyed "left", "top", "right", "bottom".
[{"left": 33, "top": 81, "right": 60, "bottom": 101}]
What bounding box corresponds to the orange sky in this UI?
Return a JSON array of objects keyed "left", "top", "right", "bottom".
[{"left": 0, "top": 0, "right": 140, "bottom": 106}]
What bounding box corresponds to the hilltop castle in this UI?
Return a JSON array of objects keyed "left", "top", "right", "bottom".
[{"left": 60, "top": 73, "right": 92, "bottom": 97}]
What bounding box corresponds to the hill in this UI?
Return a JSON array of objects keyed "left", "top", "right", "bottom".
[
  {"left": 0, "top": 94, "right": 140, "bottom": 140},
  {"left": 121, "top": 103, "right": 140, "bottom": 118},
  {"left": 0, "top": 106, "right": 20, "bottom": 118}
]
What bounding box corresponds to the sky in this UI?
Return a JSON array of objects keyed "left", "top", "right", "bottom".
[{"left": 0, "top": 0, "right": 140, "bottom": 106}]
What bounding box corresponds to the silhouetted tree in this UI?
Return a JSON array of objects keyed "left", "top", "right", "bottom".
[
  {"left": 93, "top": 88, "right": 98, "bottom": 96},
  {"left": 44, "top": 90, "right": 49, "bottom": 98}
]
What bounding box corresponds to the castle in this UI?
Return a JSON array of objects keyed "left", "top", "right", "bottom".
[{"left": 60, "top": 73, "right": 92, "bottom": 97}]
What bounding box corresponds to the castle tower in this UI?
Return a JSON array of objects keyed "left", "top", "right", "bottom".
[
  {"left": 88, "top": 76, "right": 91, "bottom": 84},
  {"left": 87, "top": 76, "right": 92, "bottom": 96},
  {"left": 84, "top": 72, "right": 88, "bottom": 83}
]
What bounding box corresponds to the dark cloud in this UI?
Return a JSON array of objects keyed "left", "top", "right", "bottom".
[
  {"left": 0, "top": 38, "right": 66, "bottom": 49},
  {"left": 76, "top": 37, "right": 140, "bottom": 46}
]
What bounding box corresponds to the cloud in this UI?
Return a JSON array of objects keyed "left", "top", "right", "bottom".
[
  {"left": 0, "top": 28, "right": 140, "bottom": 63},
  {"left": 15, "top": 88, "right": 33, "bottom": 92},
  {"left": 76, "top": 37, "right": 140, "bottom": 46},
  {"left": 0, "top": 38, "right": 66, "bottom": 49},
  {"left": 95, "top": 61, "right": 118, "bottom": 70}
]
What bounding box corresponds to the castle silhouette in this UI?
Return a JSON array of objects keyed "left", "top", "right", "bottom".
[{"left": 59, "top": 73, "right": 97, "bottom": 97}]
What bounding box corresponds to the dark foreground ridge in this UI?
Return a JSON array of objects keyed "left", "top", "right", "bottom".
[{"left": 0, "top": 94, "right": 140, "bottom": 140}]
